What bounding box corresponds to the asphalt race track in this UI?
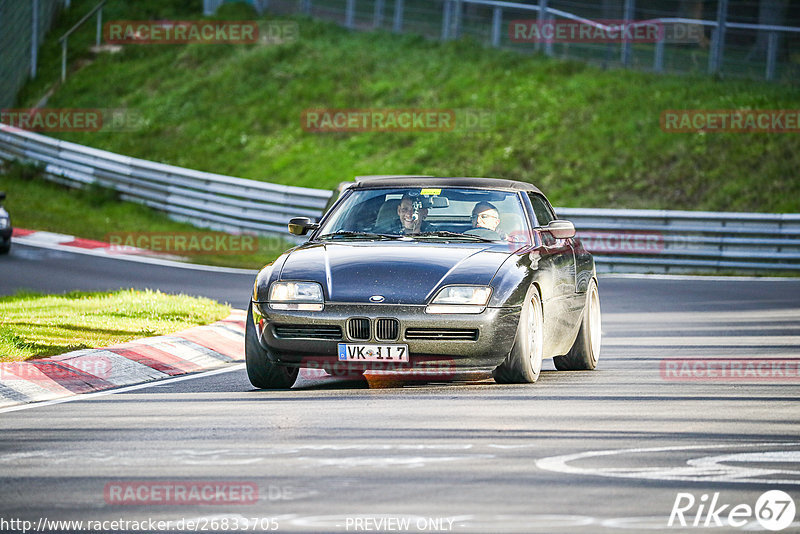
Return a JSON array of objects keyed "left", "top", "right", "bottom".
[
  {"left": 0, "top": 244, "right": 256, "bottom": 308},
  {"left": 1, "top": 242, "right": 800, "bottom": 532}
]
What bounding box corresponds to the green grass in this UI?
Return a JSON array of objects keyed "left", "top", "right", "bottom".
[
  {"left": 0, "top": 289, "right": 230, "bottom": 362},
  {"left": 0, "top": 161, "right": 293, "bottom": 269},
  {"left": 13, "top": 1, "right": 799, "bottom": 213},
  {"left": 15, "top": 0, "right": 202, "bottom": 107}
]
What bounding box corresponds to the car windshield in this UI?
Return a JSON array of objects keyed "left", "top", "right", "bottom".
[{"left": 316, "top": 187, "right": 531, "bottom": 244}]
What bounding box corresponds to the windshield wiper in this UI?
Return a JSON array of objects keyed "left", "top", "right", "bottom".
[
  {"left": 316, "top": 231, "right": 402, "bottom": 241},
  {"left": 414, "top": 231, "right": 496, "bottom": 242}
]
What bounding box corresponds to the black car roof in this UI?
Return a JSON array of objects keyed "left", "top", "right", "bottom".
[{"left": 350, "top": 176, "right": 544, "bottom": 194}]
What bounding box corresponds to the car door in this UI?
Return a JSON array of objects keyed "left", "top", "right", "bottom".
[{"left": 523, "top": 192, "right": 582, "bottom": 356}]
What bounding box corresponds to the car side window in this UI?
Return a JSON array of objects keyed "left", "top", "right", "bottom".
[{"left": 527, "top": 193, "right": 555, "bottom": 227}]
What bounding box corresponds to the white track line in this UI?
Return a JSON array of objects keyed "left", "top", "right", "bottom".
[
  {"left": 599, "top": 273, "right": 799, "bottom": 282},
  {"left": 0, "top": 363, "right": 245, "bottom": 414},
  {"left": 13, "top": 238, "right": 258, "bottom": 274}
]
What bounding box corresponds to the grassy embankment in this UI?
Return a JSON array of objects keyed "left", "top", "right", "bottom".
[
  {"left": 0, "top": 289, "right": 230, "bottom": 362},
  {"left": 11, "top": 0, "right": 799, "bottom": 213}
]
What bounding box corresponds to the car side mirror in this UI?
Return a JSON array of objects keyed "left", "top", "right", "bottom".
[
  {"left": 288, "top": 217, "right": 319, "bottom": 236},
  {"left": 546, "top": 219, "right": 576, "bottom": 239},
  {"left": 0, "top": 192, "right": 5, "bottom": 202}
]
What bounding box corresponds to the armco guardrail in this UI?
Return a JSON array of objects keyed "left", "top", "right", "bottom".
[
  {"left": 558, "top": 207, "right": 800, "bottom": 273},
  {"left": 1, "top": 125, "right": 798, "bottom": 273},
  {"left": 0, "top": 125, "right": 331, "bottom": 238}
]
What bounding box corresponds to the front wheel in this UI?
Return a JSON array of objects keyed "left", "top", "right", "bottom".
[
  {"left": 245, "top": 303, "right": 298, "bottom": 389},
  {"left": 493, "top": 287, "right": 544, "bottom": 384},
  {"left": 554, "top": 278, "right": 601, "bottom": 371}
]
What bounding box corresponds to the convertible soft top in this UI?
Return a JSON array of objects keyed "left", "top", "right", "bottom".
[{"left": 351, "top": 176, "right": 544, "bottom": 194}]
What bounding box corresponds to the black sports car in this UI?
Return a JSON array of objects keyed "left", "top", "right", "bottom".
[
  {"left": 246, "top": 176, "right": 600, "bottom": 388},
  {"left": 0, "top": 192, "right": 11, "bottom": 255}
]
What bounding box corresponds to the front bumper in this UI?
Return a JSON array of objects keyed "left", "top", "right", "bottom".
[{"left": 252, "top": 302, "right": 521, "bottom": 372}]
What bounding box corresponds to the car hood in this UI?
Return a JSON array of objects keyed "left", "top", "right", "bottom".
[{"left": 278, "top": 241, "right": 512, "bottom": 304}]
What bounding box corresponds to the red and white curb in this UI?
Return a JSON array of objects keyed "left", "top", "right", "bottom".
[
  {"left": 0, "top": 310, "right": 246, "bottom": 408},
  {"left": 11, "top": 227, "right": 257, "bottom": 274},
  {"left": 12, "top": 227, "right": 184, "bottom": 260}
]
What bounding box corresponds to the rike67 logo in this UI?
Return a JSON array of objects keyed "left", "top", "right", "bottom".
[{"left": 669, "top": 490, "right": 796, "bottom": 531}]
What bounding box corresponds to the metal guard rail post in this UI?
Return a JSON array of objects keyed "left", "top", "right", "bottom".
[{"left": 58, "top": 0, "right": 105, "bottom": 83}]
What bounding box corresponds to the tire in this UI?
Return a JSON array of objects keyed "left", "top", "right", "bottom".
[
  {"left": 493, "top": 286, "right": 544, "bottom": 384},
  {"left": 0, "top": 240, "right": 9, "bottom": 255},
  {"left": 245, "top": 303, "right": 299, "bottom": 389},
  {"left": 554, "top": 278, "right": 601, "bottom": 371}
]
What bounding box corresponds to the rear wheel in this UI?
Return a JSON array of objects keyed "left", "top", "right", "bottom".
[
  {"left": 493, "top": 287, "right": 543, "bottom": 384},
  {"left": 0, "top": 240, "right": 9, "bottom": 255},
  {"left": 245, "top": 303, "right": 299, "bottom": 389},
  {"left": 554, "top": 278, "right": 601, "bottom": 371}
]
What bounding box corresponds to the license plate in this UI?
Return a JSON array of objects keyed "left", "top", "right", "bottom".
[{"left": 337, "top": 343, "right": 409, "bottom": 362}]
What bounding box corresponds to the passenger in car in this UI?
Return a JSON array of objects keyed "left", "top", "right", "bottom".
[{"left": 465, "top": 202, "right": 502, "bottom": 240}]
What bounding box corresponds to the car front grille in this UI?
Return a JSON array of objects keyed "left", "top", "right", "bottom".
[
  {"left": 347, "top": 318, "right": 370, "bottom": 340},
  {"left": 273, "top": 324, "right": 342, "bottom": 340},
  {"left": 405, "top": 328, "right": 479, "bottom": 341},
  {"left": 375, "top": 318, "right": 399, "bottom": 341}
]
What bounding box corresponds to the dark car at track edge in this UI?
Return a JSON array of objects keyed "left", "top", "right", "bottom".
[
  {"left": 246, "top": 176, "right": 601, "bottom": 388},
  {"left": 0, "top": 192, "right": 11, "bottom": 255}
]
